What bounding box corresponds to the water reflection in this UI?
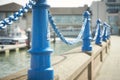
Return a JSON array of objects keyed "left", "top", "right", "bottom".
[
  {"left": 51, "top": 41, "right": 81, "bottom": 55},
  {"left": 0, "top": 41, "right": 81, "bottom": 78},
  {"left": 0, "top": 50, "right": 30, "bottom": 78}
]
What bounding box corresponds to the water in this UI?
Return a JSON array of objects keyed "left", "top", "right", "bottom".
[
  {"left": 0, "top": 50, "right": 30, "bottom": 78},
  {"left": 0, "top": 41, "right": 81, "bottom": 78}
]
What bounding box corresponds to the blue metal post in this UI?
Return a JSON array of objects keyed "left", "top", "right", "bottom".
[
  {"left": 95, "top": 19, "right": 102, "bottom": 45},
  {"left": 106, "top": 24, "right": 111, "bottom": 39},
  {"left": 107, "top": 26, "right": 111, "bottom": 39},
  {"left": 82, "top": 11, "right": 92, "bottom": 52},
  {"left": 102, "top": 23, "right": 108, "bottom": 42},
  {"left": 28, "top": 0, "right": 54, "bottom": 80}
]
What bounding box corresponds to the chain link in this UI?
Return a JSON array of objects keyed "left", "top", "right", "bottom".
[
  {"left": 48, "top": 12, "right": 87, "bottom": 45},
  {"left": 0, "top": 0, "right": 36, "bottom": 29}
]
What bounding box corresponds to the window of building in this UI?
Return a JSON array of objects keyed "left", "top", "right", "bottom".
[
  {"left": 107, "top": 0, "right": 116, "bottom": 2},
  {"left": 107, "top": 9, "right": 119, "bottom": 13},
  {"left": 53, "top": 15, "right": 83, "bottom": 26},
  {"left": 107, "top": 4, "right": 120, "bottom": 13},
  {"left": 6, "top": 12, "right": 13, "bottom": 17},
  {"left": 108, "top": 16, "right": 119, "bottom": 26},
  {"left": 0, "top": 13, "right": 4, "bottom": 20}
]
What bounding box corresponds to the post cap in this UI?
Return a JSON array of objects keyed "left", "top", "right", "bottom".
[
  {"left": 103, "top": 22, "right": 108, "bottom": 27},
  {"left": 97, "top": 19, "right": 101, "bottom": 24},
  {"left": 104, "top": 22, "right": 110, "bottom": 27},
  {"left": 83, "top": 11, "right": 90, "bottom": 18}
]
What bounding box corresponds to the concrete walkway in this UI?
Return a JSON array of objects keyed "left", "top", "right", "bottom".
[{"left": 95, "top": 36, "right": 120, "bottom": 80}]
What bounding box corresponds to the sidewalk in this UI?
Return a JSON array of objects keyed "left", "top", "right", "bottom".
[{"left": 95, "top": 36, "right": 120, "bottom": 80}]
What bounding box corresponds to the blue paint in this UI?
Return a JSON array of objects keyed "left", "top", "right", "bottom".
[
  {"left": 28, "top": 0, "right": 54, "bottom": 80},
  {"left": 82, "top": 11, "right": 92, "bottom": 52},
  {"left": 105, "top": 23, "right": 111, "bottom": 39},
  {"left": 102, "top": 23, "right": 108, "bottom": 42},
  {"left": 107, "top": 26, "right": 111, "bottom": 39},
  {"left": 95, "top": 19, "right": 102, "bottom": 45}
]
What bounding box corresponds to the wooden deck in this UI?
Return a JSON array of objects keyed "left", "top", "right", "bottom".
[
  {"left": 0, "top": 68, "right": 58, "bottom": 80},
  {"left": 0, "top": 38, "right": 111, "bottom": 80},
  {"left": 0, "top": 69, "right": 27, "bottom": 80}
]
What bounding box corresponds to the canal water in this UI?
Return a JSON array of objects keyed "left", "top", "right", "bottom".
[{"left": 0, "top": 40, "right": 81, "bottom": 78}]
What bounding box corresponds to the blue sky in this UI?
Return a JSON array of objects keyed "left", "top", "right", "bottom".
[{"left": 0, "top": 0, "right": 100, "bottom": 7}]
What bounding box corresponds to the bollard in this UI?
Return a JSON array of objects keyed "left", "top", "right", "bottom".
[
  {"left": 107, "top": 26, "right": 111, "bottom": 39},
  {"left": 26, "top": 28, "right": 31, "bottom": 49},
  {"left": 28, "top": 0, "right": 54, "bottom": 80},
  {"left": 82, "top": 11, "right": 92, "bottom": 52},
  {"left": 102, "top": 23, "right": 108, "bottom": 42},
  {"left": 95, "top": 19, "right": 102, "bottom": 45},
  {"left": 105, "top": 23, "right": 111, "bottom": 39}
]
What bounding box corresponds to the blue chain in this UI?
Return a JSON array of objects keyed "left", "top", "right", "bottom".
[
  {"left": 48, "top": 12, "right": 87, "bottom": 45},
  {"left": 0, "top": 0, "right": 36, "bottom": 29}
]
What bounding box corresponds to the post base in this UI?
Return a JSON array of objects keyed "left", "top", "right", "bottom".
[
  {"left": 103, "top": 39, "right": 107, "bottom": 42},
  {"left": 28, "top": 67, "right": 54, "bottom": 80},
  {"left": 82, "top": 46, "right": 92, "bottom": 52},
  {"left": 95, "top": 41, "right": 102, "bottom": 45}
]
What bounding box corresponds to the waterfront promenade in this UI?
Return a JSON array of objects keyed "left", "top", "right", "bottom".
[
  {"left": 95, "top": 36, "right": 120, "bottom": 80},
  {"left": 0, "top": 36, "right": 120, "bottom": 80}
]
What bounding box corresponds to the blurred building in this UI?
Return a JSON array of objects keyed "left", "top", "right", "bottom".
[
  {"left": 49, "top": 6, "right": 88, "bottom": 37},
  {"left": 90, "top": 0, "right": 120, "bottom": 35},
  {"left": 105, "top": 0, "right": 120, "bottom": 35},
  {"left": 90, "top": 1, "right": 107, "bottom": 30},
  {"left": 50, "top": 6, "right": 88, "bottom": 29},
  {"left": 0, "top": 3, "right": 28, "bottom": 36},
  {"left": 0, "top": 2, "right": 88, "bottom": 37}
]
